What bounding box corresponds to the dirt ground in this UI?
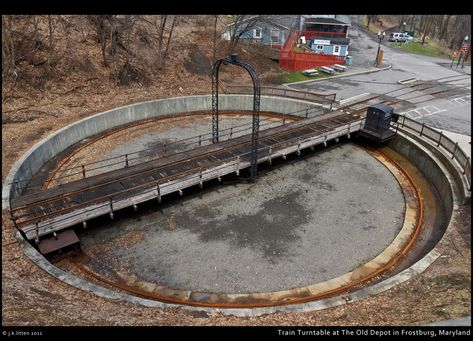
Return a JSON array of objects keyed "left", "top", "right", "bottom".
[{"left": 2, "top": 15, "right": 471, "bottom": 326}]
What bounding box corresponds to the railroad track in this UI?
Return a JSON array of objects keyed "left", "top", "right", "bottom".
[
  {"left": 11, "top": 110, "right": 364, "bottom": 241},
  {"left": 67, "top": 146, "right": 424, "bottom": 308}
]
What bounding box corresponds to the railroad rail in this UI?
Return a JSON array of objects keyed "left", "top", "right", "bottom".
[
  {"left": 11, "top": 110, "right": 365, "bottom": 242},
  {"left": 9, "top": 74, "right": 469, "bottom": 245}
]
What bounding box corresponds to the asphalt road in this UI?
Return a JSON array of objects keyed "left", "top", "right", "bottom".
[{"left": 289, "top": 24, "right": 471, "bottom": 137}]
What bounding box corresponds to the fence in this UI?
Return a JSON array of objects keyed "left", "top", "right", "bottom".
[
  {"left": 224, "top": 84, "right": 336, "bottom": 107},
  {"left": 394, "top": 115, "right": 471, "bottom": 191},
  {"left": 279, "top": 30, "right": 346, "bottom": 71},
  {"left": 10, "top": 94, "right": 332, "bottom": 194}
]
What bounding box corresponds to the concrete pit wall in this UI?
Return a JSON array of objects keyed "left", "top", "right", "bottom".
[
  {"left": 3, "top": 95, "right": 322, "bottom": 208},
  {"left": 5, "top": 96, "right": 468, "bottom": 315},
  {"left": 12, "top": 119, "right": 467, "bottom": 316},
  {"left": 388, "top": 132, "right": 454, "bottom": 222}
]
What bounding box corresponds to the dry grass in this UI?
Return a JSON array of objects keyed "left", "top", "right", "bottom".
[{"left": 2, "top": 15, "right": 470, "bottom": 327}]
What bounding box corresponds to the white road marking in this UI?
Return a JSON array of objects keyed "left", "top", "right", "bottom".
[{"left": 400, "top": 104, "right": 447, "bottom": 119}]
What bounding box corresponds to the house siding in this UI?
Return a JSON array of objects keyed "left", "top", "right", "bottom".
[
  {"left": 233, "top": 21, "right": 288, "bottom": 46},
  {"left": 310, "top": 43, "right": 348, "bottom": 56}
]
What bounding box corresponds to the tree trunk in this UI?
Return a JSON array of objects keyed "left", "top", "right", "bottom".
[
  {"left": 48, "top": 15, "right": 53, "bottom": 70},
  {"left": 157, "top": 15, "right": 167, "bottom": 70},
  {"left": 212, "top": 15, "right": 218, "bottom": 67},
  {"left": 409, "top": 15, "right": 415, "bottom": 33},
  {"left": 421, "top": 15, "right": 432, "bottom": 45},
  {"left": 162, "top": 15, "right": 177, "bottom": 70},
  {"left": 109, "top": 16, "right": 119, "bottom": 83},
  {"left": 441, "top": 15, "right": 451, "bottom": 41},
  {"left": 7, "top": 15, "right": 16, "bottom": 72},
  {"left": 32, "top": 15, "right": 40, "bottom": 47}
]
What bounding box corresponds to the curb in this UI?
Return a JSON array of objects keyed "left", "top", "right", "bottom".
[{"left": 282, "top": 65, "right": 392, "bottom": 87}]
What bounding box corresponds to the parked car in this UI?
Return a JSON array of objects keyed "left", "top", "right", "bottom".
[{"left": 389, "top": 32, "right": 407, "bottom": 42}]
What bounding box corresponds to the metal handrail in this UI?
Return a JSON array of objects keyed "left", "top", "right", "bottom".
[
  {"left": 17, "top": 117, "right": 362, "bottom": 235},
  {"left": 225, "top": 84, "right": 337, "bottom": 106},
  {"left": 10, "top": 105, "right": 328, "bottom": 194},
  {"left": 394, "top": 114, "right": 471, "bottom": 191}
]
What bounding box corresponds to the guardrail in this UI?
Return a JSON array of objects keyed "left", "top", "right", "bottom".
[
  {"left": 393, "top": 114, "right": 471, "bottom": 191},
  {"left": 9, "top": 103, "right": 329, "bottom": 195},
  {"left": 16, "top": 117, "right": 363, "bottom": 240},
  {"left": 224, "top": 84, "right": 336, "bottom": 108}
]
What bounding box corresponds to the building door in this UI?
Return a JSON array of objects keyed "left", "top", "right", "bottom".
[{"left": 333, "top": 45, "right": 341, "bottom": 56}]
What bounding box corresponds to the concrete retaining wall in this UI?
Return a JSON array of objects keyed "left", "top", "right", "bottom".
[
  {"left": 388, "top": 132, "right": 454, "bottom": 221},
  {"left": 7, "top": 108, "right": 467, "bottom": 316},
  {"left": 398, "top": 128, "right": 470, "bottom": 205},
  {"left": 3, "top": 95, "right": 321, "bottom": 208}
]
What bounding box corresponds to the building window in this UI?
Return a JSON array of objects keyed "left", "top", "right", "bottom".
[
  {"left": 316, "top": 45, "right": 324, "bottom": 50},
  {"left": 270, "top": 29, "right": 280, "bottom": 44},
  {"left": 253, "top": 27, "right": 262, "bottom": 39},
  {"left": 333, "top": 45, "right": 340, "bottom": 54}
]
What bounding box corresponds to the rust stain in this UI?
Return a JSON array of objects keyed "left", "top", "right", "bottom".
[{"left": 70, "top": 145, "right": 425, "bottom": 308}]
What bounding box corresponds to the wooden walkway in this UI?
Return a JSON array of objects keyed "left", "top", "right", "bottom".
[{"left": 10, "top": 111, "right": 364, "bottom": 242}]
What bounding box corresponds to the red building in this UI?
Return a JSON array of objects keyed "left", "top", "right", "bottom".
[{"left": 280, "top": 16, "right": 351, "bottom": 71}]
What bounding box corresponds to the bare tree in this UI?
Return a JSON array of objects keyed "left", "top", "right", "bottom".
[
  {"left": 440, "top": 15, "right": 452, "bottom": 41},
  {"left": 421, "top": 15, "right": 432, "bottom": 45},
  {"left": 156, "top": 15, "right": 167, "bottom": 69},
  {"left": 409, "top": 15, "right": 416, "bottom": 33},
  {"left": 212, "top": 15, "right": 218, "bottom": 66},
  {"left": 227, "top": 15, "right": 262, "bottom": 53},
  {"left": 47, "top": 15, "right": 53, "bottom": 70},
  {"left": 90, "top": 15, "right": 109, "bottom": 66},
  {"left": 396, "top": 15, "right": 407, "bottom": 31},
  {"left": 366, "top": 15, "right": 378, "bottom": 29},
  {"left": 161, "top": 15, "right": 177, "bottom": 70},
  {"left": 2, "top": 15, "right": 17, "bottom": 76},
  {"left": 142, "top": 15, "right": 179, "bottom": 71}
]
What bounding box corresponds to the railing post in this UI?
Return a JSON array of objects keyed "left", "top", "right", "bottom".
[
  {"left": 420, "top": 123, "right": 425, "bottom": 136},
  {"left": 109, "top": 197, "right": 114, "bottom": 219},
  {"left": 125, "top": 154, "right": 129, "bottom": 168},
  {"left": 14, "top": 180, "right": 20, "bottom": 196},
  {"left": 437, "top": 131, "right": 443, "bottom": 147},
  {"left": 452, "top": 142, "right": 458, "bottom": 159},
  {"left": 163, "top": 143, "right": 167, "bottom": 156},
  {"left": 82, "top": 165, "right": 86, "bottom": 178},
  {"left": 199, "top": 168, "right": 203, "bottom": 188},
  {"left": 463, "top": 157, "right": 469, "bottom": 175},
  {"left": 199, "top": 135, "right": 202, "bottom": 146},
  {"left": 402, "top": 115, "right": 406, "bottom": 126},
  {"left": 157, "top": 183, "right": 161, "bottom": 203},
  {"left": 305, "top": 108, "right": 309, "bottom": 119},
  {"left": 236, "top": 156, "right": 240, "bottom": 176},
  {"left": 35, "top": 222, "right": 39, "bottom": 245},
  {"left": 396, "top": 120, "right": 400, "bottom": 133},
  {"left": 230, "top": 127, "right": 233, "bottom": 138}
]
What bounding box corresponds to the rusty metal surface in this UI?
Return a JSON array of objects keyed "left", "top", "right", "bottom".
[
  {"left": 69, "top": 146, "right": 424, "bottom": 308},
  {"left": 38, "top": 229, "right": 80, "bottom": 255},
  {"left": 12, "top": 111, "right": 363, "bottom": 240}
]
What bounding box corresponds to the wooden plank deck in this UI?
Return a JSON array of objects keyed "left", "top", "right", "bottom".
[{"left": 11, "top": 111, "right": 365, "bottom": 241}]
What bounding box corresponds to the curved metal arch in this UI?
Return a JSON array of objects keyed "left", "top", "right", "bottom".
[{"left": 212, "top": 53, "right": 261, "bottom": 181}]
